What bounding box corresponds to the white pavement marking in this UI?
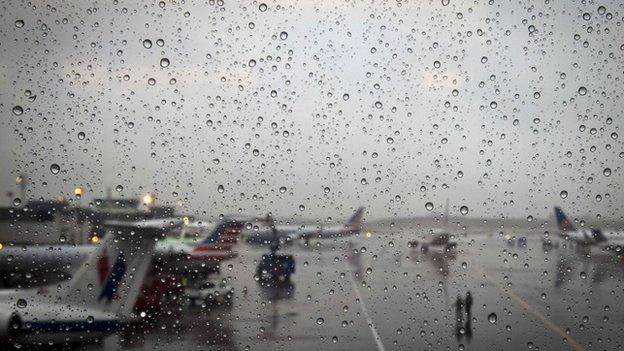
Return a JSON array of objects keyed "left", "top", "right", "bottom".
[{"left": 348, "top": 270, "right": 387, "bottom": 351}]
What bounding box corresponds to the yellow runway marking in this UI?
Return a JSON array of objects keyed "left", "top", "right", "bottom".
[{"left": 472, "top": 265, "right": 585, "bottom": 351}]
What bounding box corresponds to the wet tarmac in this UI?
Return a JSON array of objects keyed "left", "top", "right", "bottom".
[{"left": 73, "top": 224, "right": 624, "bottom": 350}]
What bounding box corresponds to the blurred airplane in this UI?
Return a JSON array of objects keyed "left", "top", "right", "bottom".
[
  {"left": 408, "top": 200, "right": 456, "bottom": 252},
  {"left": 0, "top": 218, "right": 244, "bottom": 286},
  {"left": 554, "top": 206, "right": 624, "bottom": 251},
  {"left": 408, "top": 230, "right": 457, "bottom": 252},
  {"left": 245, "top": 207, "right": 365, "bottom": 244},
  {"left": 0, "top": 219, "right": 179, "bottom": 346}
]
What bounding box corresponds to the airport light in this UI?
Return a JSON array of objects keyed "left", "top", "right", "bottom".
[
  {"left": 183, "top": 216, "right": 190, "bottom": 226},
  {"left": 90, "top": 235, "right": 99, "bottom": 244},
  {"left": 0, "top": 242, "right": 3, "bottom": 250},
  {"left": 142, "top": 193, "right": 155, "bottom": 206},
  {"left": 73, "top": 186, "right": 83, "bottom": 198},
  {"left": 365, "top": 231, "right": 372, "bottom": 238},
  {"left": 15, "top": 176, "right": 24, "bottom": 185}
]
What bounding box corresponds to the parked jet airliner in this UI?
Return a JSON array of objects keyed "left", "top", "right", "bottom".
[{"left": 0, "top": 219, "right": 180, "bottom": 346}]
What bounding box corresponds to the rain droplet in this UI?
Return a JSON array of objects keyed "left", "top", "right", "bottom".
[
  {"left": 597, "top": 6, "right": 606, "bottom": 15},
  {"left": 217, "top": 185, "right": 225, "bottom": 193},
  {"left": 15, "top": 20, "right": 24, "bottom": 28},
  {"left": 142, "top": 39, "right": 152, "bottom": 49},
  {"left": 16, "top": 299, "right": 27, "bottom": 308},
  {"left": 50, "top": 164, "right": 60, "bottom": 174},
  {"left": 13, "top": 198, "right": 21, "bottom": 207},
  {"left": 279, "top": 186, "right": 287, "bottom": 193},
  {"left": 299, "top": 204, "right": 305, "bottom": 211},
  {"left": 115, "top": 184, "right": 123, "bottom": 192},
  {"left": 441, "top": 0, "right": 450, "bottom": 5},
  {"left": 425, "top": 202, "right": 434, "bottom": 211},
  {"left": 460, "top": 206, "right": 469, "bottom": 215},
  {"left": 374, "top": 101, "right": 383, "bottom": 109},
  {"left": 316, "top": 317, "right": 324, "bottom": 325},
  {"left": 160, "top": 58, "right": 170, "bottom": 68},
  {"left": 259, "top": 3, "right": 267, "bottom": 12},
  {"left": 279, "top": 31, "right": 288, "bottom": 40},
  {"left": 12, "top": 106, "right": 23, "bottom": 116},
  {"left": 78, "top": 132, "right": 85, "bottom": 140},
  {"left": 488, "top": 313, "right": 497, "bottom": 324},
  {"left": 248, "top": 59, "right": 256, "bottom": 67},
  {"left": 578, "top": 87, "right": 587, "bottom": 96},
  {"left": 342, "top": 93, "right": 350, "bottom": 101},
  {"left": 560, "top": 190, "right": 568, "bottom": 199},
  {"left": 603, "top": 168, "right": 611, "bottom": 177}
]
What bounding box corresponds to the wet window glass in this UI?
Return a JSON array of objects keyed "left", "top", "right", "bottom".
[{"left": 1, "top": 0, "right": 623, "bottom": 350}]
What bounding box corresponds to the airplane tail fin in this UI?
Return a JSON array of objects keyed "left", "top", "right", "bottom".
[
  {"left": 200, "top": 218, "right": 244, "bottom": 245},
  {"left": 554, "top": 206, "right": 576, "bottom": 232},
  {"left": 347, "top": 207, "right": 365, "bottom": 229},
  {"left": 59, "top": 219, "right": 181, "bottom": 319}
]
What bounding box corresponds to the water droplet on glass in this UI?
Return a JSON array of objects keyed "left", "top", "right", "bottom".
[
  {"left": 316, "top": 317, "right": 324, "bottom": 325},
  {"left": 78, "top": 132, "right": 85, "bottom": 140},
  {"left": 15, "top": 20, "right": 24, "bottom": 28},
  {"left": 279, "top": 186, "right": 287, "bottom": 193},
  {"left": 441, "top": 0, "right": 450, "bottom": 5},
  {"left": 488, "top": 313, "right": 497, "bottom": 324},
  {"left": 115, "top": 184, "right": 123, "bottom": 192},
  {"left": 16, "top": 299, "right": 27, "bottom": 308},
  {"left": 50, "top": 164, "right": 60, "bottom": 174},
  {"left": 248, "top": 59, "right": 256, "bottom": 67},
  {"left": 425, "top": 202, "right": 434, "bottom": 211},
  {"left": 217, "top": 185, "right": 224, "bottom": 193},
  {"left": 12, "top": 106, "right": 23, "bottom": 116},
  {"left": 299, "top": 204, "right": 305, "bottom": 211},
  {"left": 259, "top": 3, "right": 267, "bottom": 12},
  {"left": 279, "top": 31, "right": 288, "bottom": 40},
  {"left": 160, "top": 58, "right": 170, "bottom": 68},
  {"left": 460, "top": 206, "right": 469, "bottom": 215},
  {"left": 603, "top": 168, "right": 611, "bottom": 177},
  {"left": 343, "top": 93, "right": 350, "bottom": 101},
  {"left": 13, "top": 198, "right": 21, "bottom": 207},
  {"left": 560, "top": 190, "right": 568, "bottom": 199},
  {"left": 578, "top": 86, "right": 587, "bottom": 95},
  {"left": 142, "top": 39, "right": 152, "bottom": 49}
]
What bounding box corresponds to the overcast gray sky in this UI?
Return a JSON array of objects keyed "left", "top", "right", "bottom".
[{"left": 1, "top": 0, "right": 622, "bottom": 221}]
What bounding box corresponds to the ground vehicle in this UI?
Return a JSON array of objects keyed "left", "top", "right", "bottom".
[
  {"left": 409, "top": 231, "right": 457, "bottom": 252},
  {"left": 186, "top": 280, "right": 234, "bottom": 306},
  {"left": 256, "top": 253, "right": 296, "bottom": 283}
]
